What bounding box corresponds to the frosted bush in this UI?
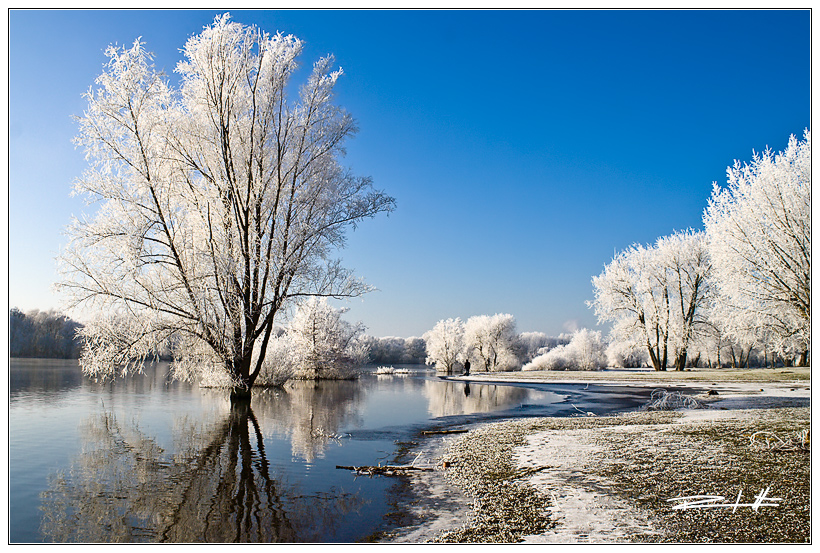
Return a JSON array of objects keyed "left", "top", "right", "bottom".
[
  {"left": 522, "top": 329, "right": 607, "bottom": 371},
  {"left": 523, "top": 344, "right": 569, "bottom": 371},
  {"left": 253, "top": 333, "right": 296, "bottom": 387},
  {"left": 641, "top": 389, "right": 704, "bottom": 411},
  {"left": 605, "top": 340, "right": 648, "bottom": 368}
]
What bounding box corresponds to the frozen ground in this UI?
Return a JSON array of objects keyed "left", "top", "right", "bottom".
[{"left": 515, "top": 382, "right": 810, "bottom": 543}]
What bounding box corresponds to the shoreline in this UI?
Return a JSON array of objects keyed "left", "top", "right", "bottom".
[{"left": 386, "top": 369, "right": 811, "bottom": 543}]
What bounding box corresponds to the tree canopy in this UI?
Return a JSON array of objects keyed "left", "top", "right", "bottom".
[{"left": 703, "top": 130, "right": 810, "bottom": 358}]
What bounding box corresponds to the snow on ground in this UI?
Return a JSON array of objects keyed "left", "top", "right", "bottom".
[
  {"left": 516, "top": 428, "right": 660, "bottom": 543},
  {"left": 514, "top": 382, "right": 809, "bottom": 543}
]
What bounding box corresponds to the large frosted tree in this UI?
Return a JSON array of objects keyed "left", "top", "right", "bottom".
[
  {"left": 57, "top": 14, "right": 395, "bottom": 401},
  {"left": 463, "top": 313, "right": 521, "bottom": 372},
  {"left": 703, "top": 130, "right": 810, "bottom": 363},
  {"left": 589, "top": 229, "right": 711, "bottom": 371}
]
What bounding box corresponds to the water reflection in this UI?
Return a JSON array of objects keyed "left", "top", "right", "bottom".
[
  {"left": 422, "top": 379, "right": 551, "bottom": 418},
  {"left": 21, "top": 363, "right": 584, "bottom": 543},
  {"left": 9, "top": 359, "right": 84, "bottom": 401},
  {"left": 39, "top": 405, "right": 362, "bottom": 542},
  {"left": 252, "top": 381, "right": 363, "bottom": 462}
]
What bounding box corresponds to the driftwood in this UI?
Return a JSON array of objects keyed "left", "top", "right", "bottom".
[
  {"left": 336, "top": 464, "right": 435, "bottom": 476},
  {"left": 421, "top": 429, "right": 469, "bottom": 435}
]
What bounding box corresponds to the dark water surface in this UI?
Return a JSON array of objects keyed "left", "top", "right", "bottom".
[{"left": 9, "top": 359, "right": 656, "bottom": 543}]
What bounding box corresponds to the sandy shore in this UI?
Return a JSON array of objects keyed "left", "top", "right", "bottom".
[{"left": 390, "top": 369, "right": 811, "bottom": 544}]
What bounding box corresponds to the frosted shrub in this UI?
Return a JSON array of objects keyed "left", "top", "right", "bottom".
[
  {"left": 253, "top": 334, "right": 296, "bottom": 387},
  {"left": 522, "top": 329, "right": 607, "bottom": 371},
  {"left": 642, "top": 389, "right": 704, "bottom": 411},
  {"left": 285, "top": 298, "right": 365, "bottom": 380},
  {"left": 606, "top": 340, "right": 648, "bottom": 368},
  {"left": 523, "top": 344, "right": 570, "bottom": 371}
]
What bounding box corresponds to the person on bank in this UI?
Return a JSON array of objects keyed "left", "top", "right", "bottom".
[{"left": 463, "top": 359, "right": 471, "bottom": 376}]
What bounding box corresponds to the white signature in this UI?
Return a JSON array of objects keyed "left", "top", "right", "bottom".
[{"left": 667, "top": 487, "right": 782, "bottom": 512}]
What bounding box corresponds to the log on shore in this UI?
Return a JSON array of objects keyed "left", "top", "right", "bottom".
[{"left": 336, "top": 464, "right": 435, "bottom": 476}]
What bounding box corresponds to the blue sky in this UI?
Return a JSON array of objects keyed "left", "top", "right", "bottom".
[{"left": 7, "top": 9, "right": 811, "bottom": 338}]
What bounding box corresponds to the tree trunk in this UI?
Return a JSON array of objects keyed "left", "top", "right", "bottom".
[
  {"left": 798, "top": 350, "right": 809, "bottom": 367},
  {"left": 646, "top": 345, "right": 662, "bottom": 371},
  {"left": 674, "top": 351, "right": 687, "bottom": 371},
  {"left": 230, "top": 357, "right": 256, "bottom": 406},
  {"left": 230, "top": 386, "right": 253, "bottom": 405}
]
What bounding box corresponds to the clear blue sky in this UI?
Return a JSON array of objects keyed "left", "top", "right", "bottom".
[{"left": 8, "top": 9, "right": 811, "bottom": 338}]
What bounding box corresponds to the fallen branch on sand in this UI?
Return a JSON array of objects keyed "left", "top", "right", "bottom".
[
  {"left": 336, "top": 464, "right": 435, "bottom": 476},
  {"left": 421, "top": 429, "right": 469, "bottom": 435}
]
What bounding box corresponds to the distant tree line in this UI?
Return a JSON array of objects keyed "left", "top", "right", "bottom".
[
  {"left": 362, "top": 335, "right": 427, "bottom": 365},
  {"left": 9, "top": 308, "right": 84, "bottom": 359}
]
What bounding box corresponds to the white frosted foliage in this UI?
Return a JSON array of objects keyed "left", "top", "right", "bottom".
[
  {"left": 58, "top": 14, "right": 394, "bottom": 390},
  {"left": 703, "top": 130, "right": 810, "bottom": 357}
]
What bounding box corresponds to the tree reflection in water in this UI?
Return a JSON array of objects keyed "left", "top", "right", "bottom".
[
  {"left": 252, "top": 380, "right": 363, "bottom": 462},
  {"left": 40, "top": 402, "right": 362, "bottom": 542},
  {"left": 423, "top": 379, "right": 531, "bottom": 417}
]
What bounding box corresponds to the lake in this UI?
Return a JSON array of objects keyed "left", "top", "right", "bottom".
[{"left": 9, "top": 358, "right": 655, "bottom": 543}]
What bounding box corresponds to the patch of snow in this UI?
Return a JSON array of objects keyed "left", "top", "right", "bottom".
[{"left": 516, "top": 429, "right": 660, "bottom": 543}]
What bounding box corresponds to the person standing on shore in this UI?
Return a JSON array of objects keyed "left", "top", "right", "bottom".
[{"left": 463, "top": 359, "right": 471, "bottom": 376}]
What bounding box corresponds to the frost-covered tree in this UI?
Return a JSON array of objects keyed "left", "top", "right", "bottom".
[
  {"left": 659, "top": 229, "right": 712, "bottom": 370},
  {"left": 590, "top": 243, "right": 669, "bottom": 371},
  {"left": 423, "top": 318, "right": 465, "bottom": 373},
  {"left": 516, "top": 331, "right": 552, "bottom": 363},
  {"left": 9, "top": 308, "right": 84, "bottom": 359},
  {"left": 464, "top": 313, "right": 520, "bottom": 372},
  {"left": 280, "top": 298, "right": 366, "bottom": 380},
  {"left": 362, "top": 335, "right": 427, "bottom": 364},
  {"left": 703, "top": 130, "right": 810, "bottom": 363},
  {"left": 589, "top": 229, "right": 711, "bottom": 371},
  {"left": 56, "top": 14, "right": 394, "bottom": 402}
]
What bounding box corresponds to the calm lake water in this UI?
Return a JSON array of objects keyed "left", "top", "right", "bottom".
[{"left": 9, "top": 358, "right": 655, "bottom": 543}]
